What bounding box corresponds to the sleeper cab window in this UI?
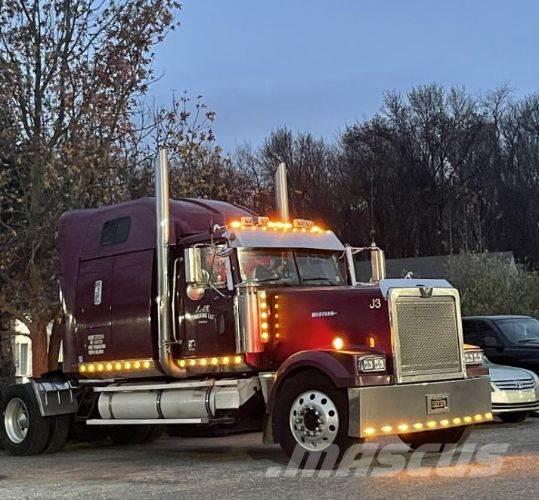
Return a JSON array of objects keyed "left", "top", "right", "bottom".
[{"left": 100, "top": 217, "right": 131, "bottom": 246}]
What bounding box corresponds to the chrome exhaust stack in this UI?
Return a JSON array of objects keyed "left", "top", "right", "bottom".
[
  {"left": 155, "top": 148, "right": 184, "bottom": 377},
  {"left": 275, "top": 162, "right": 290, "bottom": 221}
]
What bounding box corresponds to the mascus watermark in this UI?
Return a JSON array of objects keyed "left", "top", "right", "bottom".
[{"left": 266, "top": 442, "right": 510, "bottom": 478}]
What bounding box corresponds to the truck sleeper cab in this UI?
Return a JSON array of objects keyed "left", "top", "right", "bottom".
[{"left": 0, "top": 150, "right": 492, "bottom": 459}]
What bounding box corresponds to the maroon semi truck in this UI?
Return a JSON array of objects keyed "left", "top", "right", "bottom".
[{"left": 0, "top": 150, "right": 491, "bottom": 458}]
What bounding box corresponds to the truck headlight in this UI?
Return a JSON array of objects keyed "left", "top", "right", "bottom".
[
  {"left": 464, "top": 350, "right": 483, "bottom": 365},
  {"left": 357, "top": 355, "right": 386, "bottom": 373}
]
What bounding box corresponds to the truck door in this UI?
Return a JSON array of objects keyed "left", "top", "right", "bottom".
[
  {"left": 182, "top": 245, "right": 236, "bottom": 357},
  {"left": 75, "top": 257, "right": 113, "bottom": 362}
]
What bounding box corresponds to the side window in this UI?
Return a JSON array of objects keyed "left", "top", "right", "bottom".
[
  {"left": 199, "top": 246, "right": 228, "bottom": 289},
  {"left": 100, "top": 217, "right": 131, "bottom": 246},
  {"left": 476, "top": 321, "right": 502, "bottom": 347},
  {"left": 463, "top": 321, "right": 481, "bottom": 346}
]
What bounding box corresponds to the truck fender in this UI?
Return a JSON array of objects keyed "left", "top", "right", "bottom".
[{"left": 263, "top": 350, "right": 391, "bottom": 444}]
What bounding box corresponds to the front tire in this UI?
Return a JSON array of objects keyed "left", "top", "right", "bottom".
[
  {"left": 0, "top": 384, "right": 52, "bottom": 456},
  {"left": 499, "top": 412, "right": 529, "bottom": 423},
  {"left": 399, "top": 425, "right": 472, "bottom": 452},
  {"left": 274, "top": 370, "right": 361, "bottom": 462}
]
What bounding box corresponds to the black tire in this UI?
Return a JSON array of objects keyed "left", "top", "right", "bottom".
[
  {"left": 0, "top": 384, "right": 52, "bottom": 456},
  {"left": 499, "top": 412, "right": 529, "bottom": 423},
  {"left": 398, "top": 425, "right": 472, "bottom": 452},
  {"left": 274, "top": 369, "right": 362, "bottom": 463},
  {"left": 109, "top": 425, "right": 153, "bottom": 445},
  {"left": 69, "top": 421, "right": 109, "bottom": 443},
  {"left": 141, "top": 425, "right": 164, "bottom": 444},
  {"left": 44, "top": 414, "right": 71, "bottom": 453}
]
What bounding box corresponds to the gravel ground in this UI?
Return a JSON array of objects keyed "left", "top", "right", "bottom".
[{"left": 0, "top": 417, "right": 538, "bottom": 499}]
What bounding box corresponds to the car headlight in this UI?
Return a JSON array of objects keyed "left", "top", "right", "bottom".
[
  {"left": 357, "top": 355, "right": 386, "bottom": 373},
  {"left": 464, "top": 349, "right": 483, "bottom": 365}
]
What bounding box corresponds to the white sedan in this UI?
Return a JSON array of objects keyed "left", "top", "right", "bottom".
[{"left": 487, "top": 357, "right": 539, "bottom": 422}]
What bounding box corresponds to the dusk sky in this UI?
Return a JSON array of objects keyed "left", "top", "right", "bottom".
[{"left": 152, "top": 0, "right": 539, "bottom": 152}]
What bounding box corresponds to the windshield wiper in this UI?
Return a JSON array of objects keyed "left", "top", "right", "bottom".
[
  {"left": 248, "top": 277, "right": 292, "bottom": 286},
  {"left": 517, "top": 339, "right": 539, "bottom": 344},
  {"left": 301, "top": 277, "right": 337, "bottom": 285}
]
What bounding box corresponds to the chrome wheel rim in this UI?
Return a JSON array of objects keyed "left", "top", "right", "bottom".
[
  {"left": 5, "top": 398, "right": 29, "bottom": 444},
  {"left": 289, "top": 390, "right": 339, "bottom": 451}
]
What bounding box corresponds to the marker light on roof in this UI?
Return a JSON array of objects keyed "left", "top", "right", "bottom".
[{"left": 228, "top": 216, "right": 327, "bottom": 233}]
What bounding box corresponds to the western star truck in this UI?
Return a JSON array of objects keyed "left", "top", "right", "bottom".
[{"left": 0, "top": 150, "right": 491, "bottom": 459}]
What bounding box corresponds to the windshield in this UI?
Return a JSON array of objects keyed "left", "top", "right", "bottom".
[
  {"left": 497, "top": 318, "right": 539, "bottom": 344},
  {"left": 237, "top": 248, "right": 346, "bottom": 286}
]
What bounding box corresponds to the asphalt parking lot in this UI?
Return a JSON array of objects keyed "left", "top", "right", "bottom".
[{"left": 1, "top": 417, "right": 538, "bottom": 499}]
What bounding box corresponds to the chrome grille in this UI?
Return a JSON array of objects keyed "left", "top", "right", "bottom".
[
  {"left": 494, "top": 379, "right": 535, "bottom": 391},
  {"left": 393, "top": 295, "right": 463, "bottom": 382}
]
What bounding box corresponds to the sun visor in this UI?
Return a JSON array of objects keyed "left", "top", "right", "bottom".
[{"left": 224, "top": 229, "right": 345, "bottom": 251}]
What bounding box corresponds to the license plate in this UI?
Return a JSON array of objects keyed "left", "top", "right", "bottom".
[{"left": 427, "top": 394, "right": 449, "bottom": 414}]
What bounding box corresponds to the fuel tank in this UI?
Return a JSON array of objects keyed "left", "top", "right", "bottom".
[{"left": 264, "top": 285, "right": 392, "bottom": 367}]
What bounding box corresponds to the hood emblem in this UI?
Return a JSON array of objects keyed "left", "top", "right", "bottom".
[
  {"left": 311, "top": 311, "right": 338, "bottom": 318},
  {"left": 420, "top": 287, "right": 433, "bottom": 298}
]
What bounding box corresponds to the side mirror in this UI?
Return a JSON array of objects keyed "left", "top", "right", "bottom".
[
  {"left": 184, "top": 248, "right": 206, "bottom": 285},
  {"left": 370, "top": 246, "right": 386, "bottom": 282}
]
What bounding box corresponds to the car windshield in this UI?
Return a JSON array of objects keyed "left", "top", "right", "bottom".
[
  {"left": 496, "top": 318, "right": 539, "bottom": 344},
  {"left": 237, "top": 248, "right": 346, "bottom": 286}
]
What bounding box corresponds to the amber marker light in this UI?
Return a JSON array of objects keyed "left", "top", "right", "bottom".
[
  {"left": 426, "top": 421, "right": 437, "bottom": 429},
  {"left": 115, "top": 362, "right": 122, "bottom": 371},
  {"left": 80, "top": 365, "right": 87, "bottom": 373},
  {"left": 364, "top": 427, "right": 376, "bottom": 436},
  {"left": 134, "top": 361, "right": 141, "bottom": 369},
  {"left": 332, "top": 337, "right": 344, "bottom": 351},
  {"left": 222, "top": 356, "right": 230, "bottom": 365},
  {"left": 97, "top": 364, "right": 104, "bottom": 372},
  {"left": 453, "top": 417, "right": 462, "bottom": 425},
  {"left": 178, "top": 359, "right": 186, "bottom": 368},
  {"left": 397, "top": 424, "right": 409, "bottom": 432},
  {"left": 381, "top": 425, "right": 393, "bottom": 433},
  {"left": 463, "top": 416, "right": 472, "bottom": 423},
  {"left": 143, "top": 361, "right": 151, "bottom": 369},
  {"left": 88, "top": 364, "right": 95, "bottom": 373},
  {"left": 234, "top": 356, "right": 242, "bottom": 365},
  {"left": 189, "top": 359, "right": 197, "bottom": 367},
  {"left": 106, "top": 363, "right": 113, "bottom": 371},
  {"left": 474, "top": 414, "right": 483, "bottom": 422},
  {"left": 485, "top": 412, "right": 493, "bottom": 420},
  {"left": 368, "top": 336, "right": 376, "bottom": 348},
  {"left": 211, "top": 357, "right": 219, "bottom": 366},
  {"left": 230, "top": 220, "right": 242, "bottom": 229},
  {"left": 413, "top": 423, "right": 424, "bottom": 430},
  {"left": 440, "top": 419, "right": 449, "bottom": 427}
]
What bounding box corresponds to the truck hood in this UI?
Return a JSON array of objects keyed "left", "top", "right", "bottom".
[{"left": 267, "top": 285, "right": 392, "bottom": 366}]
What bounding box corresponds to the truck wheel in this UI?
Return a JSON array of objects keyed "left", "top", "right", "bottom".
[
  {"left": 275, "top": 369, "right": 360, "bottom": 461},
  {"left": 499, "top": 412, "right": 529, "bottom": 423},
  {"left": 109, "top": 425, "right": 153, "bottom": 445},
  {"left": 398, "top": 425, "right": 472, "bottom": 452},
  {"left": 44, "top": 414, "right": 72, "bottom": 453},
  {"left": 141, "top": 425, "right": 164, "bottom": 444},
  {"left": 0, "top": 384, "right": 51, "bottom": 456}
]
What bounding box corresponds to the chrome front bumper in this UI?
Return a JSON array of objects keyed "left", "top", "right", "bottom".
[{"left": 348, "top": 376, "right": 492, "bottom": 438}]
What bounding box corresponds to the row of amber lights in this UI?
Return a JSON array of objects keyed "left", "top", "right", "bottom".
[
  {"left": 259, "top": 291, "right": 280, "bottom": 342},
  {"left": 79, "top": 355, "right": 244, "bottom": 374},
  {"left": 177, "top": 355, "right": 243, "bottom": 368},
  {"left": 79, "top": 359, "right": 153, "bottom": 373},
  {"left": 363, "top": 412, "right": 494, "bottom": 437},
  {"left": 229, "top": 218, "right": 329, "bottom": 234}
]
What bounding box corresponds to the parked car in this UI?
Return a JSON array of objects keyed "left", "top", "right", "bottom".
[
  {"left": 462, "top": 316, "right": 539, "bottom": 374},
  {"left": 485, "top": 356, "right": 539, "bottom": 422}
]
